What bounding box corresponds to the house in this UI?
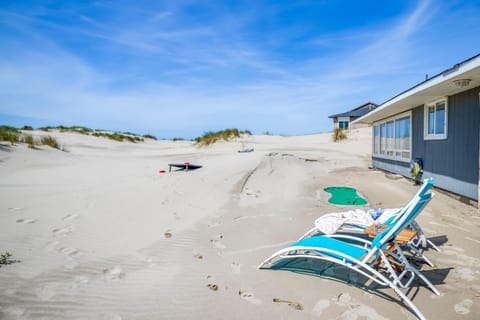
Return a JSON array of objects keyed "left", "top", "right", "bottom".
[
  {"left": 354, "top": 53, "right": 480, "bottom": 206},
  {"left": 328, "top": 102, "right": 377, "bottom": 130}
]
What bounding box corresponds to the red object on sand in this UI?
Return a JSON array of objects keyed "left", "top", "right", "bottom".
[
  {"left": 184, "top": 161, "right": 190, "bottom": 165},
  {"left": 159, "top": 170, "right": 166, "bottom": 173}
]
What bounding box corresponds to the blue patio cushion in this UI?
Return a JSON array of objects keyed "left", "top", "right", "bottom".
[{"left": 292, "top": 236, "right": 367, "bottom": 261}]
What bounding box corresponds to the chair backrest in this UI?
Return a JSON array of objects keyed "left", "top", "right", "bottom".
[
  {"left": 372, "top": 189, "right": 434, "bottom": 248},
  {"left": 386, "top": 178, "right": 433, "bottom": 225}
]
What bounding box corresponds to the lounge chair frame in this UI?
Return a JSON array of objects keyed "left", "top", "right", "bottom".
[
  {"left": 258, "top": 187, "right": 438, "bottom": 320},
  {"left": 300, "top": 179, "right": 439, "bottom": 266}
]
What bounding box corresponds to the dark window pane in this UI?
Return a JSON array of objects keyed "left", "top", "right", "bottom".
[
  {"left": 435, "top": 103, "right": 445, "bottom": 134},
  {"left": 428, "top": 106, "right": 435, "bottom": 134}
]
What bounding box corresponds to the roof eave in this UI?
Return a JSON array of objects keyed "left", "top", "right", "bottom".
[{"left": 353, "top": 53, "right": 480, "bottom": 124}]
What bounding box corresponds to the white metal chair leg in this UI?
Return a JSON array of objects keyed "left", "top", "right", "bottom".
[
  {"left": 407, "top": 244, "right": 435, "bottom": 267},
  {"left": 427, "top": 239, "right": 440, "bottom": 252}
]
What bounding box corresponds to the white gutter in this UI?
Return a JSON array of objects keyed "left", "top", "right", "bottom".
[{"left": 354, "top": 54, "right": 480, "bottom": 124}]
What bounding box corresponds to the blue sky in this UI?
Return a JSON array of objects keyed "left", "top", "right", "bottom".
[{"left": 1, "top": 0, "right": 479, "bottom": 139}]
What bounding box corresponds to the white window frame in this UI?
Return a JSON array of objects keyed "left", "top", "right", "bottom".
[
  {"left": 424, "top": 98, "right": 448, "bottom": 140},
  {"left": 337, "top": 117, "right": 350, "bottom": 130},
  {"left": 373, "top": 111, "right": 412, "bottom": 163}
]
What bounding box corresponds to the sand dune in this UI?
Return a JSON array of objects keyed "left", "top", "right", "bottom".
[{"left": 1, "top": 128, "right": 479, "bottom": 319}]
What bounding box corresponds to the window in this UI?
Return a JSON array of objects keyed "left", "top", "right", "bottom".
[
  {"left": 424, "top": 99, "right": 447, "bottom": 140},
  {"left": 373, "top": 125, "right": 380, "bottom": 154},
  {"left": 338, "top": 121, "right": 349, "bottom": 130},
  {"left": 395, "top": 116, "right": 411, "bottom": 159},
  {"left": 373, "top": 112, "right": 411, "bottom": 162},
  {"left": 337, "top": 117, "right": 350, "bottom": 130}
]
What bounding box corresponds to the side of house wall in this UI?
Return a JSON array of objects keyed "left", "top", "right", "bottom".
[
  {"left": 411, "top": 86, "right": 479, "bottom": 200},
  {"left": 373, "top": 86, "right": 480, "bottom": 200}
]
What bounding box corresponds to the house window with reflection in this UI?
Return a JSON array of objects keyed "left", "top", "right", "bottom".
[
  {"left": 373, "top": 112, "right": 411, "bottom": 162},
  {"left": 424, "top": 99, "right": 447, "bottom": 140}
]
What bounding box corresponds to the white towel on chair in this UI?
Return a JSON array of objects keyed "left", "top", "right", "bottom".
[{"left": 314, "top": 208, "right": 401, "bottom": 235}]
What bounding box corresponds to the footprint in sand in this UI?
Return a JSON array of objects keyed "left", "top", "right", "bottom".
[
  {"left": 140, "top": 256, "right": 156, "bottom": 267},
  {"left": 231, "top": 262, "right": 241, "bottom": 274},
  {"left": 207, "top": 283, "right": 219, "bottom": 291},
  {"left": 103, "top": 266, "right": 125, "bottom": 281},
  {"left": 211, "top": 234, "right": 226, "bottom": 249},
  {"left": 454, "top": 299, "right": 473, "bottom": 315},
  {"left": 16, "top": 218, "right": 36, "bottom": 224},
  {"left": 456, "top": 267, "right": 477, "bottom": 281},
  {"left": 335, "top": 292, "right": 352, "bottom": 305},
  {"left": 53, "top": 225, "right": 74, "bottom": 237},
  {"left": 35, "top": 283, "right": 57, "bottom": 301},
  {"left": 333, "top": 293, "right": 385, "bottom": 319},
  {"left": 69, "top": 275, "right": 89, "bottom": 289},
  {"left": 311, "top": 300, "right": 330, "bottom": 317},
  {"left": 238, "top": 290, "right": 262, "bottom": 305},
  {"left": 273, "top": 298, "right": 304, "bottom": 310},
  {"left": 207, "top": 216, "right": 223, "bottom": 228},
  {"left": 62, "top": 213, "right": 79, "bottom": 221},
  {"left": 44, "top": 241, "right": 60, "bottom": 252},
  {"left": 192, "top": 250, "right": 203, "bottom": 260},
  {"left": 58, "top": 247, "right": 80, "bottom": 257}
]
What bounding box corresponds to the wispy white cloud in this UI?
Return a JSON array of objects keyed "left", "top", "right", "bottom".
[{"left": 1, "top": 0, "right": 478, "bottom": 138}]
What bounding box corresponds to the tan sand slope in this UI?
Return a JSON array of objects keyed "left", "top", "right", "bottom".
[{"left": 0, "top": 128, "right": 479, "bottom": 319}]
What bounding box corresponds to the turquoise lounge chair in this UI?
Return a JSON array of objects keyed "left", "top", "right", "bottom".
[
  {"left": 300, "top": 178, "right": 438, "bottom": 266},
  {"left": 258, "top": 190, "right": 439, "bottom": 320}
]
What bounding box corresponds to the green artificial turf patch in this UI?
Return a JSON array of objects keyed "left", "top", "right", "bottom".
[{"left": 324, "top": 187, "right": 367, "bottom": 205}]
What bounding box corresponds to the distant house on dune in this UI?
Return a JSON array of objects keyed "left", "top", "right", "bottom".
[
  {"left": 354, "top": 53, "right": 480, "bottom": 206},
  {"left": 328, "top": 102, "right": 377, "bottom": 130}
]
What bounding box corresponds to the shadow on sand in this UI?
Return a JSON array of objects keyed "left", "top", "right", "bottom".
[{"left": 269, "top": 258, "right": 451, "bottom": 316}]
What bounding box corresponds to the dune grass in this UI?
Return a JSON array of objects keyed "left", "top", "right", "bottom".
[
  {"left": 332, "top": 128, "right": 348, "bottom": 142},
  {"left": 0, "top": 252, "right": 20, "bottom": 267},
  {"left": 142, "top": 134, "right": 157, "bottom": 140},
  {"left": 0, "top": 126, "right": 21, "bottom": 145},
  {"left": 23, "top": 134, "right": 36, "bottom": 148},
  {"left": 92, "top": 132, "right": 144, "bottom": 142},
  {"left": 195, "top": 128, "right": 252, "bottom": 147},
  {"left": 1, "top": 126, "right": 63, "bottom": 149},
  {"left": 40, "top": 135, "right": 61, "bottom": 149},
  {"left": 2, "top": 124, "right": 156, "bottom": 149},
  {"left": 29, "top": 125, "right": 149, "bottom": 143},
  {"left": 60, "top": 126, "right": 93, "bottom": 135}
]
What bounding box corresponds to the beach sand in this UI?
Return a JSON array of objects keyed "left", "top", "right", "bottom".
[{"left": 0, "top": 128, "right": 479, "bottom": 319}]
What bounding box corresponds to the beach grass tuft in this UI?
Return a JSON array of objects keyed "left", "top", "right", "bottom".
[
  {"left": 22, "top": 134, "right": 36, "bottom": 148},
  {"left": 60, "top": 126, "right": 93, "bottom": 135},
  {"left": 332, "top": 128, "right": 348, "bottom": 142},
  {"left": 0, "top": 252, "right": 20, "bottom": 267},
  {"left": 142, "top": 134, "right": 157, "bottom": 140},
  {"left": 92, "top": 131, "right": 144, "bottom": 142},
  {"left": 195, "top": 128, "right": 251, "bottom": 146},
  {"left": 0, "top": 125, "right": 21, "bottom": 145},
  {"left": 40, "top": 135, "right": 60, "bottom": 149}
]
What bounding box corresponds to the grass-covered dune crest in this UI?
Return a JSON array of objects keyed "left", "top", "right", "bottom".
[
  {"left": 194, "top": 128, "right": 252, "bottom": 147},
  {"left": 0, "top": 125, "right": 159, "bottom": 149}
]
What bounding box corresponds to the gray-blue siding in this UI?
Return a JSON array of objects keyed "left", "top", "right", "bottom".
[{"left": 373, "top": 86, "right": 480, "bottom": 200}]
